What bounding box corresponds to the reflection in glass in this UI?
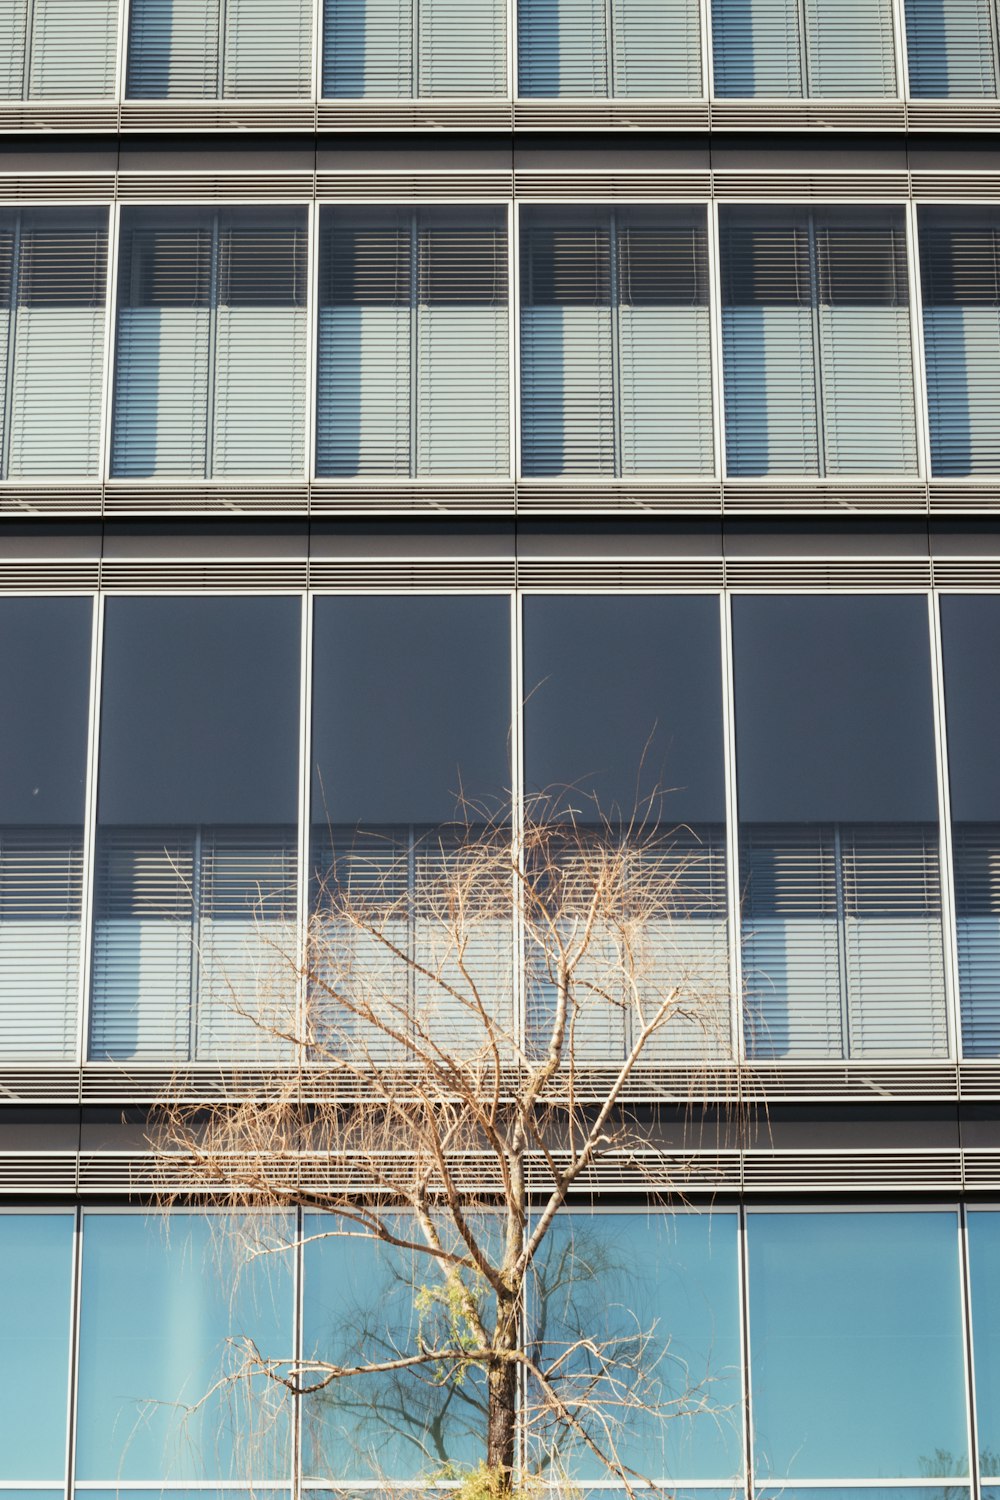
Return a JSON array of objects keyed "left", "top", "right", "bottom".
[
  {"left": 0, "top": 1213, "right": 74, "bottom": 1480},
  {"left": 309, "top": 596, "right": 511, "bottom": 1064},
  {"left": 75, "top": 1213, "right": 294, "bottom": 1481},
  {"left": 0, "top": 597, "right": 92, "bottom": 1057},
  {"left": 967, "top": 1212, "right": 1000, "bottom": 1473},
  {"left": 734, "top": 596, "right": 947, "bottom": 1059},
  {"left": 747, "top": 1211, "right": 967, "bottom": 1478},
  {"left": 127, "top": 0, "right": 312, "bottom": 97},
  {"left": 940, "top": 597, "right": 1000, "bottom": 1055},
  {"left": 528, "top": 1213, "right": 743, "bottom": 1481},
  {"left": 301, "top": 1213, "right": 495, "bottom": 1480},
  {"left": 523, "top": 595, "right": 730, "bottom": 1062},
  {"left": 712, "top": 0, "right": 896, "bottom": 96},
  {"left": 905, "top": 0, "right": 999, "bottom": 97},
  {"left": 517, "top": 0, "right": 702, "bottom": 97},
  {"left": 89, "top": 598, "right": 301, "bottom": 1062}
]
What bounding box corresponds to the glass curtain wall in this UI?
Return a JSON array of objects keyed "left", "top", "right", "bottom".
[
  {"left": 733, "top": 595, "right": 948, "bottom": 1059},
  {"left": 712, "top": 0, "right": 896, "bottom": 95},
  {"left": 522, "top": 594, "right": 730, "bottom": 1061},
  {"left": 519, "top": 206, "right": 715, "bottom": 476},
  {"left": 309, "top": 595, "right": 511, "bottom": 1062},
  {"left": 126, "top": 0, "right": 312, "bottom": 97},
  {"left": 111, "top": 207, "right": 308, "bottom": 479},
  {"left": 721, "top": 206, "right": 918, "bottom": 476},
  {"left": 316, "top": 206, "right": 509, "bottom": 478},
  {"left": 0, "top": 597, "right": 92, "bottom": 1058},
  {"left": 940, "top": 596, "right": 1000, "bottom": 1056},
  {"left": 88, "top": 596, "right": 301, "bottom": 1062}
]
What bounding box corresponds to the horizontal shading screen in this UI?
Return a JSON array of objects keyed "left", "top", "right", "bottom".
[{"left": 324, "top": 0, "right": 506, "bottom": 95}]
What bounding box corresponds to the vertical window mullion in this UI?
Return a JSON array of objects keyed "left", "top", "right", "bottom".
[
  {"left": 905, "top": 197, "right": 933, "bottom": 482},
  {"left": 1, "top": 213, "right": 22, "bottom": 482},
  {"left": 64, "top": 1207, "right": 84, "bottom": 1500},
  {"left": 609, "top": 209, "right": 623, "bottom": 477},
  {"left": 605, "top": 0, "right": 615, "bottom": 93},
  {"left": 78, "top": 592, "right": 103, "bottom": 1068},
  {"left": 721, "top": 588, "right": 744, "bottom": 1060},
  {"left": 217, "top": 0, "right": 228, "bottom": 96},
  {"left": 962, "top": 1206, "right": 986, "bottom": 1500},
  {"left": 206, "top": 210, "right": 220, "bottom": 480},
  {"left": 410, "top": 211, "right": 419, "bottom": 476},
  {"left": 296, "top": 591, "right": 313, "bottom": 1063},
  {"left": 931, "top": 589, "right": 963, "bottom": 1061},
  {"left": 304, "top": 197, "right": 319, "bottom": 483},
  {"left": 98, "top": 202, "right": 121, "bottom": 486},
  {"left": 412, "top": 0, "right": 420, "bottom": 94},
  {"left": 508, "top": 200, "right": 518, "bottom": 480},
  {"left": 807, "top": 211, "right": 827, "bottom": 479},
  {"left": 511, "top": 588, "right": 525, "bottom": 1058},
  {"left": 22, "top": 0, "right": 35, "bottom": 98},
  {"left": 708, "top": 199, "right": 725, "bottom": 478}
]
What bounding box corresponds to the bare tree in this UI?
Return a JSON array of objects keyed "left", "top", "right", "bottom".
[{"left": 152, "top": 802, "right": 733, "bottom": 1498}]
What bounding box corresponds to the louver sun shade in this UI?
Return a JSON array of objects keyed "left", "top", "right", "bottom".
[
  {"left": 127, "top": 0, "right": 312, "bottom": 97},
  {"left": 90, "top": 597, "right": 301, "bottom": 1063},
  {"left": 905, "top": 0, "right": 999, "bottom": 95},
  {"left": 734, "top": 595, "right": 947, "bottom": 1060},
  {"left": 0, "top": 0, "right": 118, "bottom": 98},
  {"left": 920, "top": 208, "right": 1000, "bottom": 476},
  {"left": 0, "top": 210, "right": 108, "bottom": 479},
  {"left": 712, "top": 0, "right": 896, "bottom": 96},
  {"left": 111, "top": 208, "right": 308, "bottom": 479},
  {"left": 0, "top": 598, "right": 92, "bottom": 1060},
  {"left": 316, "top": 207, "right": 509, "bottom": 478},
  {"left": 323, "top": 0, "right": 506, "bottom": 95},
  {"left": 520, "top": 206, "right": 714, "bottom": 477},
  {"left": 517, "top": 0, "right": 702, "bottom": 95},
  {"left": 721, "top": 206, "right": 918, "bottom": 476}
]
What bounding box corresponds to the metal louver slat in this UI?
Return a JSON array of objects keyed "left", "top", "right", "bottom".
[
  {"left": 222, "top": 0, "right": 312, "bottom": 97},
  {"left": 612, "top": 0, "right": 702, "bottom": 95},
  {"left": 954, "top": 823, "right": 1000, "bottom": 1057},
  {"left": 904, "top": 0, "right": 997, "bottom": 96},
  {"left": 127, "top": 0, "right": 221, "bottom": 98},
  {"left": 0, "top": 0, "right": 25, "bottom": 98},
  {"left": 803, "top": 0, "right": 896, "bottom": 95},
  {"left": 28, "top": 0, "right": 117, "bottom": 98},
  {"left": 517, "top": 0, "right": 609, "bottom": 96},
  {"left": 323, "top": 0, "right": 412, "bottom": 96},
  {"left": 89, "top": 830, "right": 195, "bottom": 1061},
  {"left": 0, "top": 829, "right": 82, "bottom": 1059},
  {"left": 712, "top": 0, "right": 803, "bottom": 97},
  {"left": 418, "top": 0, "right": 507, "bottom": 95}
]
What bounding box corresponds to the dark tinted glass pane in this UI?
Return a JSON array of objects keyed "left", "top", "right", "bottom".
[
  {"left": 320, "top": 207, "right": 412, "bottom": 308},
  {"left": 521, "top": 211, "right": 612, "bottom": 306},
  {"left": 941, "top": 595, "right": 1000, "bottom": 820},
  {"left": 748, "top": 1211, "right": 967, "bottom": 1479},
  {"left": 217, "top": 209, "right": 308, "bottom": 308},
  {"left": 97, "top": 597, "right": 300, "bottom": 826},
  {"left": 919, "top": 207, "right": 1000, "bottom": 308},
  {"left": 617, "top": 214, "right": 709, "bottom": 307},
  {"left": 733, "top": 595, "right": 938, "bottom": 822},
  {"left": 418, "top": 210, "right": 508, "bottom": 307},
  {"left": 815, "top": 210, "right": 909, "bottom": 307},
  {"left": 0, "top": 596, "right": 91, "bottom": 825},
  {"left": 18, "top": 210, "right": 108, "bottom": 308},
  {"left": 721, "top": 210, "right": 812, "bottom": 306},
  {"left": 117, "top": 210, "right": 213, "bottom": 308},
  {"left": 311, "top": 595, "right": 510, "bottom": 827},
  {"left": 524, "top": 595, "right": 725, "bottom": 824}
]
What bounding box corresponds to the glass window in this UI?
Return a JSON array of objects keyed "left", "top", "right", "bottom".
[
  {"left": 529, "top": 1212, "right": 743, "bottom": 1481},
  {"left": 941, "top": 597, "right": 1000, "bottom": 1055},
  {"left": 967, "top": 1211, "right": 1000, "bottom": 1476},
  {"left": 309, "top": 595, "right": 511, "bottom": 1061},
  {"left": 747, "top": 1210, "right": 968, "bottom": 1479},
  {"left": 127, "top": 0, "right": 312, "bottom": 97},
  {"left": 919, "top": 208, "right": 1000, "bottom": 475},
  {"left": 75, "top": 1212, "right": 294, "bottom": 1481},
  {"left": 721, "top": 207, "right": 918, "bottom": 476},
  {"left": 111, "top": 207, "right": 308, "bottom": 479},
  {"left": 905, "top": 0, "right": 999, "bottom": 95},
  {"left": 0, "top": 0, "right": 117, "bottom": 98},
  {"left": 712, "top": 0, "right": 896, "bottom": 96},
  {"left": 316, "top": 207, "right": 509, "bottom": 478},
  {"left": 0, "top": 1213, "right": 74, "bottom": 1481},
  {"left": 517, "top": 0, "right": 702, "bottom": 96},
  {"left": 0, "top": 210, "right": 108, "bottom": 477},
  {"left": 520, "top": 207, "right": 714, "bottom": 476},
  {"left": 523, "top": 594, "right": 729, "bottom": 1061},
  {"left": 323, "top": 0, "right": 507, "bottom": 95},
  {"left": 0, "top": 596, "right": 92, "bottom": 1058},
  {"left": 733, "top": 595, "right": 946, "bottom": 1059},
  {"left": 89, "top": 596, "right": 301, "bottom": 1062}
]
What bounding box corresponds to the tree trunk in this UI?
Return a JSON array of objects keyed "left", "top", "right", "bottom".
[{"left": 486, "top": 1291, "right": 519, "bottom": 1494}]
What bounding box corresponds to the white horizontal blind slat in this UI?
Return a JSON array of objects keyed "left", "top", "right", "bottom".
[
  {"left": 517, "top": 0, "right": 609, "bottom": 96},
  {"left": 213, "top": 307, "right": 307, "bottom": 477},
  {"left": 723, "top": 307, "right": 819, "bottom": 473},
  {"left": 804, "top": 0, "right": 896, "bottom": 95},
  {"left": 316, "top": 306, "right": 411, "bottom": 475},
  {"left": 520, "top": 307, "right": 616, "bottom": 473},
  {"left": 9, "top": 309, "right": 105, "bottom": 477},
  {"left": 819, "top": 306, "right": 919, "bottom": 472},
  {"left": 712, "top": 0, "right": 802, "bottom": 97},
  {"left": 0, "top": 829, "right": 82, "bottom": 1060},
  {"left": 29, "top": 0, "right": 118, "bottom": 98},
  {"left": 111, "top": 309, "right": 211, "bottom": 477},
  {"left": 416, "top": 307, "right": 509, "bottom": 475},
  {"left": 0, "top": 0, "right": 25, "bottom": 98},
  {"left": 954, "top": 823, "right": 1000, "bottom": 1057},
  {"left": 925, "top": 308, "right": 1000, "bottom": 474},
  {"left": 618, "top": 306, "right": 714, "bottom": 473},
  {"left": 904, "top": 0, "right": 997, "bottom": 96},
  {"left": 418, "top": 0, "right": 507, "bottom": 95},
  {"left": 612, "top": 0, "right": 702, "bottom": 94},
  {"left": 126, "top": 0, "right": 220, "bottom": 99},
  {"left": 323, "top": 0, "right": 412, "bottom": 96},
  {"left": 223, "top": 0, "right": 312, "bottom": 97}
]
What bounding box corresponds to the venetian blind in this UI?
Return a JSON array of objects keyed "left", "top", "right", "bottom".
[
  {"left": 324, "top": 0, "right": 506, "bottom": 95},
  {"left": 905, "top": 0, "right": 998, "bottom": 96},
  {"left": 713, "top": 0, "right": 895, "bottom": 96},
  {"left": 518, "top": 0, "right": 701, "bottom": 95}
]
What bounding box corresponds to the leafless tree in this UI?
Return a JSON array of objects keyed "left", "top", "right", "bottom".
[{"left": 151, "top": 800, "right": 734, "bottom": 1499}]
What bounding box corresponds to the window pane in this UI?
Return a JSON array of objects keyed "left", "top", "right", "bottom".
[
  {"left": 517, "top": 0, "right": 702, "bottom": 95},
  {"left": 0, "top": 1213, "right": 74, "bottom": 1480},
  {"left": 316, "top": 206, "right": 509, "bottom": 478},
  {"left": 721, "top": 207, "right": 917, "bottom": 476},
  {"left": 919, "top": 208, "right": 1000, "bottom": 475},
  {"left": 734, "top": 596, "right": 946, "bottom": 1058},
  {"left": 712, "top": 0, "right": 896, "bottom": 96},
  {"left": 302, "top": 1214, "right": 494, "bottom": 1480},
  {"left": 0, "top": 597, "right": 91, "bottom": 1058},
  {"left": 968, "top": 1212, "right": 1000, "bottom": 1472},
  {"left": 75, "top": 1213, "right": 294, "bottom": 1481},
  {"left": 112, "top": 208, "right": 307, "bottom": 479},
  {"left": 520, "top": 207, "right": 714, "bottom": 476},
  {"left": 747, "top": 1211, "right": 968, "bottom": 1479},
  {"left": 529, "top": 1212, "right": 743, "bottom": 1480},
  {"left": 323, "top": 0, "right": 507, "bottom": 96},
  {"left": 905, "top": 0, "right": 997, "bottom": 95},
  {"left": 90, "top": 597, "right": 300, "bottom": 1062},
  {"left": 127, "top": 0, "right": 311, "bottom": 97}
]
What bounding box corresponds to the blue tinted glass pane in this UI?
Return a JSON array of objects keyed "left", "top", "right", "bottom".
[
  {"left": 0, "top": 1213, "right": 74, "bottom": 1480},
  {"left": 748, "top": 1211, "right": 967, "bottom": 1479},
  {"left": 76, "top": 1213, "right": 294, "bottom": 1481},
  {"left": 302, "top": 1214, "right": 494, "bottom": 1481},
  {"left": 529, "top": 1212, "right": 743, "bottom": 1481},
  {"left": 967, "top": 1212, "right": 1000, "bottom": 1473}
]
